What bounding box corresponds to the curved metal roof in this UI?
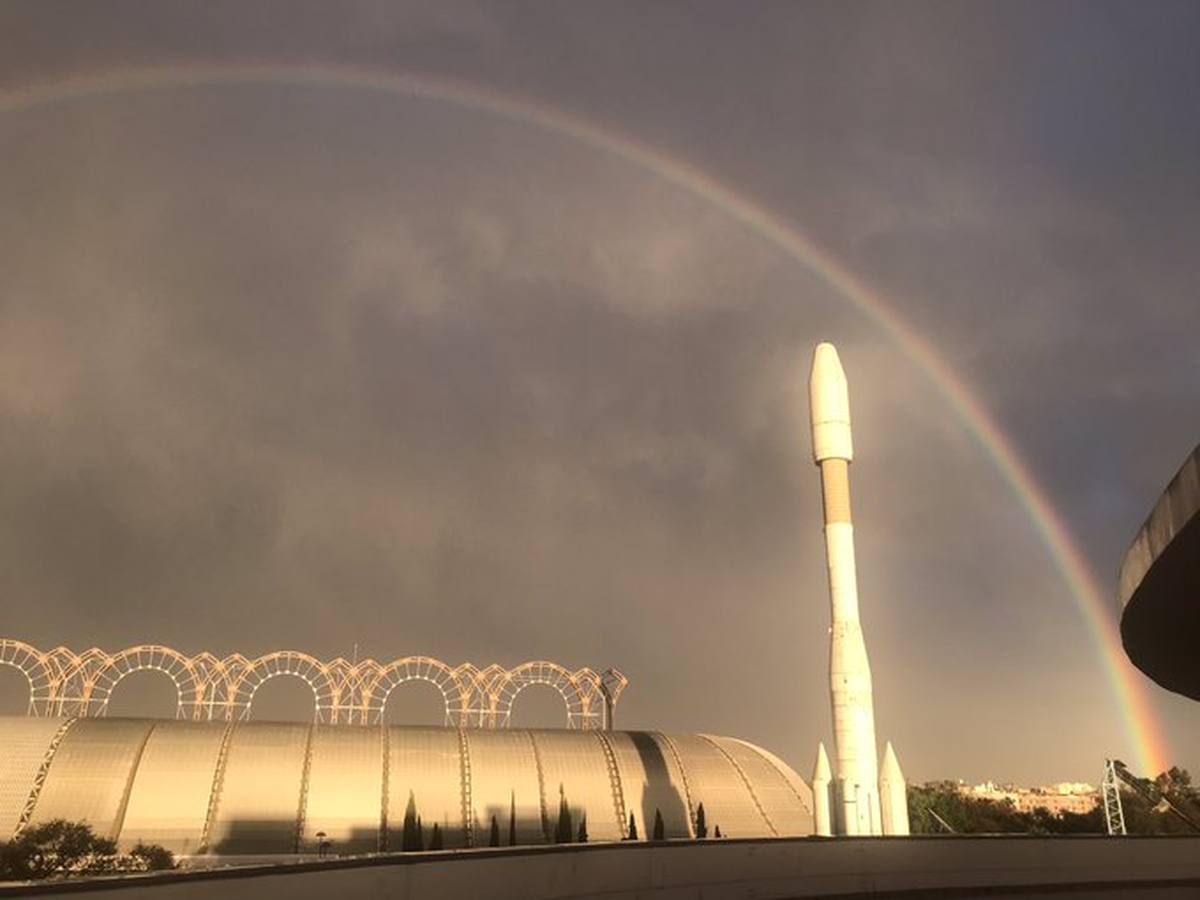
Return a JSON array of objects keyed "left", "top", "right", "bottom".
[
  {"left": 0, "top": 718, "right": 813, "bottom": 854},
  {"left": 1119, "top": 443, "right": 1200, "bottom": 699}
]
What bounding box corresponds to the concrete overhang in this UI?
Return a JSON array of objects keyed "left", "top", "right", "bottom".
[{"left": 1119, "top": 444, "right": 1200, "bottom": 700}]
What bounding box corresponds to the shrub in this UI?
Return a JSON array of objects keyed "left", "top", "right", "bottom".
[{"left": 0, "top": 820, "right": 174, "bottom": 881}]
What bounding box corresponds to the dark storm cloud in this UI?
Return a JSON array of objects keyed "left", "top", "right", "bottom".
[{"left": 0, "top": 1, "right": 1197, "bottom": 782}]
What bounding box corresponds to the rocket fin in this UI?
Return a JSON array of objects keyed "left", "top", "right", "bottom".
[{"left": 879, "top": 741, "right": 911, "bottom": 836}]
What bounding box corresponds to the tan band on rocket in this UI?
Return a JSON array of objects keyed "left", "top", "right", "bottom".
[{"left": 820, "top": 460, "right": 852, "bottom": 524}]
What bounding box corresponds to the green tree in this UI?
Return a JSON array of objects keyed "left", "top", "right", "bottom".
[
  {"left": 908, "top": 782, "right": 1030, "bottom": 834},
  {"left": 694, "top": 803, "right": 707, "bottom": 838},
  {"left": 1027, "top": 806, "right": 1105, "bottom": 835},
  {"left": 627, "top": 813, "right": 638, "bottom": 840},
  {"left": 0, "top": 820, "right": 174, "bottom": 880},
  {"left": 2, "top": 820, "right": 113, "bottom": 879},
  {"left": 129, "top": 842, "right": 175, "bottom": 871},
  {"left": 908, "top": 782, "right": 1113, "bottom": 836},
  {"left": 489, "top": 814, "right": 501, "bottom": 847},
  {"left": 509, "top": 791, "right": 517, "bottom": 846},
  {"left": 652, "top": 808, "right": 665, "bottom": 841},
  {"left": 1153, "top": 767, "right": 1200, "bottom": 833},
  {"left": 714, "top": 825, "right": 722, "bottom": 838},
  {"left": 401, "top": 791, "right": 422, "bottom": 851},
  {"left": 554, "top": 784, "right": 574, "bottom": 844},
  {"left": 577, "top": 813, "right": 588, "bottom": 843},
  {"left": 428, "top": 823, "right": 443, "bottom": 851}
]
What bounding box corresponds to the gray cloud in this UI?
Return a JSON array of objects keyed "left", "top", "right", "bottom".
[{"left": 0, "top": 1, "right": 1197, "bottom": 783}]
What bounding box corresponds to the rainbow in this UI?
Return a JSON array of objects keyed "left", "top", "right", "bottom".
[{"left": 0, "top": 62, "right": 1169, "bottom": 776}]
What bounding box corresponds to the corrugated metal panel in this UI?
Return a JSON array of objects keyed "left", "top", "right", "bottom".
[
  {"left": 28, "top": 718, "right": 154, "bottom": 840},
  {"left": 208, "top": 722, "right": 308, "bottom": 854},
  {"left": 668, "top": 732, "right": 771, "bottom": 838},
  {"left": 529, "top": 731, "right": 621, "bottom": 842},
  {"left": 118, "top": 722, "right": 228, "bottom": 853},
  {"left": 0, "top": 717, "right": 66, "bottom": 838},
  {"left": 605, "top": 731, "right": 691, "bottom": 839},
  {"left": 0, "top": 721, "right": 815, "bottom": 850},
  {"left": 734, "top": 734, "right": 820, "bottom": 820},
  {"left": 468, "top": 731, "right": 544, "bottom": 845},
  {"left": 302, "top": 725, "right": 382, "bottom": 854},
  {"left": 705, "top": 735, "right": 813, "bottom": 836},
  {"left": 386, "top": 726, "right": 464, "bottom": 849}
]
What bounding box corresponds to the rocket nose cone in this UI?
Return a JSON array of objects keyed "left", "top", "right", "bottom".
[
  {"left": 813, "top": 742, "right": 833, "bottom": 782},
  {"left": 880, "top": 742, "right": 905, "bottom": 783},
  {"left": 809, "top": 342, "right": 853, "bottom": 462},
  {"left": 811, "top": 342, "right": 845, "bottom": 381}
]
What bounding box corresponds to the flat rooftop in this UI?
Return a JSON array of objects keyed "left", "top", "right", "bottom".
[{"left": 5, "top": 835, "right": 1200, "bottom": 899}]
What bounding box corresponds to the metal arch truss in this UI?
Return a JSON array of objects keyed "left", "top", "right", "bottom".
[{"left": 0, "top": 639, "right": 627, "bottom": 730}]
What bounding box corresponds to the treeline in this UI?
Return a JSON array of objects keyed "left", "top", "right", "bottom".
[
  {"left": 393, "top": 788, "right": 724, "bottom": 852},
  {"left": 0, "top": 820, "right": 175, "bottom": 881},
  {"left": 1112, "top": 767, "right": 1200, "bottom": 835},
  {"left": 909, "top": 767, "right": 1200, "bottom": 836},
  {"left": 392, "top": 787, "right": 586, "bottom": 852}
]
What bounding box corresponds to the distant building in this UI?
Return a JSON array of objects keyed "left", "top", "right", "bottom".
[{"left": 960, "top": 780, "right": 1099, "bottom": 816}]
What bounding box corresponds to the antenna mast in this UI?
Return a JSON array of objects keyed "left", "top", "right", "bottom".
[{"left": 1102, "top": 759, "right": 1127, "bottom": 836}]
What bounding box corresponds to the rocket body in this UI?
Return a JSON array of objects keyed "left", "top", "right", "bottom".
[{"left": 809, "top": 343, "right": 881, "bottom": 836}]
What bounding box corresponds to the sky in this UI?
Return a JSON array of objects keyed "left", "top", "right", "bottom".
[{"left": 0, "top": 1, "right": 1197, "bottom": 785}]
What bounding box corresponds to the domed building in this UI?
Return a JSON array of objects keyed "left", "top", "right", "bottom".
[{"left": 0, "top": 717, "right": 814, "bottom": 855}]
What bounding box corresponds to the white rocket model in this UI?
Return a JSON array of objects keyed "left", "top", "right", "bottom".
[
  {"left": 879, "top": 742, "right": 910, "bottom": 836},
  {"left": 812, "top": 742, "right": 833, "bottom": 836},
  {"left": 809, "top": 342, "right": 909, "bottom": 837}
]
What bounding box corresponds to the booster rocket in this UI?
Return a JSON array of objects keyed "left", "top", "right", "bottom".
[{"left": 809, "top": 342, "right": 882, "bottom": 836}]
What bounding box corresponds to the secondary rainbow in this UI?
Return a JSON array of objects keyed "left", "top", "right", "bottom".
[{"left": 0, "top": 62, "right": 1168, "bottom": 775}]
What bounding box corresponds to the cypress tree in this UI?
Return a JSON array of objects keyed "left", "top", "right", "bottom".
[
  {"left": 577, "top": 813, "right": 588, "bottom": 843},
  {"left": 695, "top": 802, "right": 707, "bottom": 838},
  {"left": 489, "top": 814, "right": 501, "bottom": 847},
  {"left": 429, "top": 823, "right": 443, "bottom": 851},
  {"left": 652, "top": 808, "right": 665, "bottom": 841},
  {"left": 416, "top": 815, "right": 424, "bottom": 851},
  {"left": 714, "top": 825, "right": 722, "bottom": 839},
  {"left": 509, "top": 790, "right": 517, "bottom": 846},
  {"left": 627, "top": 813, "right": 638, "bottom": 840},
  {"left": 554, "top": 784, "right": 573, "bottom": 843},
  {"left": 402, "top": 791, "right": 421, "bottom": 851}
]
